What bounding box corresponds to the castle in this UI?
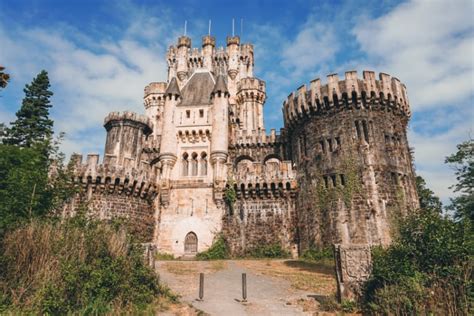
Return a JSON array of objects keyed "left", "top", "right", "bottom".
[{"left": 67, "top": 34, "right": 419, "bottom": 258}]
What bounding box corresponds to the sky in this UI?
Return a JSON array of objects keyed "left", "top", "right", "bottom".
[{"left": 0, "top": 0, "right": 472, "bottom": 203}]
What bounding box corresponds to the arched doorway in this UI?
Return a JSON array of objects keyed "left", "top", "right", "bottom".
[{"left": 184, "top": 232, "right": 198, "bottom": 254}]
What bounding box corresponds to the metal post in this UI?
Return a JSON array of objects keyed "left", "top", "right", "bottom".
[
  {"left": 198, "top": 273, "right": 204, "bottom": 301},
  {"left": 242, "top": 273, "right": 247, "bottom": 302}
]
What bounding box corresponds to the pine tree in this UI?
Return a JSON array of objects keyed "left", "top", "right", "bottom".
[
  {"left": 0, "top": 65, "right": 10, "bottom": 89},
  {"left": 5, "top": 70, "right": 54, "bottom": 147}
]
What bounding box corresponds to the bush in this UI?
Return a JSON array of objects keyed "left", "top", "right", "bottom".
[
  {"left": 301, "top": 246, "right": 333, "bottom": 261},
  {"left": 362, "top": 210, "right": 472, "bottom": 315},
  {"left": 196, "top": 235, "right": 229, "bottom": 260},
  {"left": 0, "top": 217, "right": 166, "bottom": 314},
  {"left": 245, "top": 243, "right": 290, "bottom": 259}
]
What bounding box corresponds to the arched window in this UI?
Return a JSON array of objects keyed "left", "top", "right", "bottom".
[
  {"left": 191, "top": 152, "right": 198, "bottom": 176},
  {"left": 200, "top": 152, "right": 207, "bottom": 176},
  {"left": 182, "top": 153, "right": 189, "bottom": 176}
]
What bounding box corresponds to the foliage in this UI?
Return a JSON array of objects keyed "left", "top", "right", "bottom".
[
  {"left": 224, "top": 179, "right": 237, "bottom": 214},
  {"left": 0, "top": 66, "right": 9, "bottom": 89},
  {"left": 4, "top": 70, "right": 54, "bottom": 148},
  {"left": 362, "top": 209, "right": 472, "bottom": 315},
  {"left": 0, "top": 139, "right": 75, "bottom": 236},
  {"left": 415, "top": 175, "right": 442, "bottom": 213},
  {"left": 445, "top": 138, "right": 473, "bottom": 225},
  {"left": 196, "top": 234, "right": 229, "bottom": 260},
  {"left": 0, "top": 217, "right": 165, "bottom": 314},
  {"left": 155, "top": 252, "right": 175, "bottom": 260},
  {"left": 301, "top": 246, "right": 333, "bottom": 261},
  {"left": 245, "top": 243, "right": 290, "bottom": 259}
]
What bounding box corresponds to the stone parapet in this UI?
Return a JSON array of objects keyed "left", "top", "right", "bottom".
[
  {"left": 283, "top": 71, "right": 411, "bottom": 128},
  {"left": 70, "top": 153, "right": 158, "bottom": 200},
  {"left": 104, "top": 111, "right": 153, "bottom": 135}
]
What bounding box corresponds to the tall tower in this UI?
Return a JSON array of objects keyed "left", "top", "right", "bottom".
[
  {"left": 210, "top": 75, "right": 230, "bottom": 191},
  {"left": 283, "top": 71, "right": 419, "bottom": 249}
]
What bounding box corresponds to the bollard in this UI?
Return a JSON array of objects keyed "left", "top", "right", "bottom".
[
  {"left": 198, "top": 273, "right": 204, "bottom": 301},
  {"left": 242, "top": 273, "right": 247, "bottom": 302}
]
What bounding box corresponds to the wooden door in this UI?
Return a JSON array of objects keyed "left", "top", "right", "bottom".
[{"left": 184, "top": 232, "right": 198, "bottom": 254}]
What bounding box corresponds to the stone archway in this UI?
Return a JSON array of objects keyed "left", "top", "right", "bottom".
[{"left": 184, "top": 232, "right": 198, "bottom": 254}]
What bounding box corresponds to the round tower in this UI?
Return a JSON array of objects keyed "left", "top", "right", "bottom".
[
  {"left": 239, "top": 43, "right": 254, "bottom": 78},
  {"left": 144, "top": 82, "right": 167, "bottom": 139},
  {"left": 226, "top": 36, "right": 240, "bottom": 80},
  {"left": 176, "top": 36, "right": 191, "bottom": 82},
  {"left": 103, "top": 111, "right": 152, "bottom": 168},
  {"left": 283, "top": 70, "right": 419, "bottom": 250},
  {"left": 236, "top": 78, "right": 266, "bottom": 137},
  {"left": 210, "top": 75, "right": 230, "bottom": 184},
  {"left": 202, "top": 35, "right": 216, "bottom": 72}
]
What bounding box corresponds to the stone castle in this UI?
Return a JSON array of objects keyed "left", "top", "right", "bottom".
[{"left": 67, "top": 34, "right": 419, "bottom": 258}]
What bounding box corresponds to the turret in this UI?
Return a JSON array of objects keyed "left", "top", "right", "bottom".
[
  {"left": 236, "top": 78, "right": 266, "bottom": 136},
  {"left": 144, "top": 82, "right": 167, "bottom": 138},
  {"left": 202, "top": 35, "right": 216, "bottom": 72},
  {"left": 210, "top": 75, "right": 230, "bottom": 182},
  {"left": 226, "top": 36, "right": 240, "bottom": 80},
  {"left": 176, "top": 36, "right": 191, "bottom": 82},
  {"left": 158, "top": 77, "right": 180, "bottom": 181},
  {"left": 103, "top": 111, "right": 152, "bottom": 168},
  {"left": 240, "top": 43, "right": 254, "bottom": 78}
]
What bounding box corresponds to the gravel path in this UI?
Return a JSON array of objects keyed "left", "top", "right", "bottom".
[{"left": 156, "top": 260, "right": 321, "bottom": 316}]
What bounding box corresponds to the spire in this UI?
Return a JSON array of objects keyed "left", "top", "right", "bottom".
[
  {"left": 212, "top": 75, "right": 229, "bottom": 97},
  {"left": 165, "top": 77, "right": 181, "bottom": 97}
]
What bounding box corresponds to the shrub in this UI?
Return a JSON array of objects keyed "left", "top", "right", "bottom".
[
  {"left": 301, "top": 246, "right": 333, "bottom": 261},
  {"left": 362, "top": 210, "right": 472, "bottom": 315},
  {"left": 245, "top": 243, "right": 290, "bottom": 259},
  {"left": 0, "top": 217, "right": 166, "bottom": 313},
  {"left": 196, "top": 235, "right": 229, "bottom": 260}
]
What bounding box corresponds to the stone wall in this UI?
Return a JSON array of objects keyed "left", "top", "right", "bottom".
[
  {"left": 222, "top": 197, "right": 298, "bottom": 256},
  {"left": 65, "top": 190, "right": 155, "bottom": 242}
]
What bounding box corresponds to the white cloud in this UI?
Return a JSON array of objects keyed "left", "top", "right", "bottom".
[
  {"left": 353, "top": 0, "right": 474, "bottom": 109},
  {"left": 353, "top": 0, "right": 474, "bottom": 202},
  {"left": 0, "top": 12, "right": 170, "bottom": 157}
]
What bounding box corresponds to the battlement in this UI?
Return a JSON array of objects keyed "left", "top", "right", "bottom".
[
  {"left": 283, "top": 71, "right": 411, "bottom": 127},
  {"left": 226, "top": 36, "right": 240, "bottom": 46},
  {"left": 237, "top": 77, "right": 266, "bottom": 92},
  {"left": 104, "top": 111, "right": 153, "bottom": 134},
  {"left": 232, "top": 159, "right": 297, "bottom": 199},
  {"left": 70, "top": 153, "right": 158, "bottom": 200},
  {"left": 144, "top": 82, "right": 167, "bottom": 98},
  {"left": 233, "top": 128, "right": 285, "bottom": 147}
]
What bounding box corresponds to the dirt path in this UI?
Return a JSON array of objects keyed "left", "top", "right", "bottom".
[{"left": 155, "top": 259, "right": 337, "bottom": 315}]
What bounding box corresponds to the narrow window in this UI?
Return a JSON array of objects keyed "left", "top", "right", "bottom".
[
  {"left": 335, "top": 136, "right": 341, "bottom": 148},
  {"left": 331, "top": 174, "right": 337, "bottom": 187},
  {"left": 191, "top": 152, "right": 198, "bottom": 176},
  {"left": 200, "top": 152, "right": 207, "bottom": 176},
  {"left": 362, "top": 120, "right": 369, "bottom": 142},
  {"left": 340, "top": 174, "right": 346, "bottom": 186},
  {"left": 328, "top": 138, "right": 333, "bottom": 152},
  {"left": 199, "top": 109, "right": 204, "bottom": 118},
  {"left": 323, "top": 176, "right": 329, "bottom": 188},
  {"left": 355, "top": 120, "right": 361, "bottom": 139},
  {"left": 182, "top": 153, "right": 189, "bottom": 176},
  {"left": 320, "top": 140, "right": 326, "bottom": 153},
  {"left": 186, "top": 110, "right": 191, "bottom": 118},
  {"left": 385, "top": 134, "right": 390, "bottom": 143}
]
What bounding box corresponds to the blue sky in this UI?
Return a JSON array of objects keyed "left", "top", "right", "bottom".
[{"left": 0, "top": 0, "right": 473, "bottom": 202}]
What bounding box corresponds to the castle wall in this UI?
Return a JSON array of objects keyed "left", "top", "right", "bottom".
[
  {"left": 66, "top": 189, "right": 155, "bottom": 242},
  {"left": 155, "top": 186, "right": 224, "bottom": 256},
  {"left": 222, "top": 196, "right": 297, "bottom": 257}
]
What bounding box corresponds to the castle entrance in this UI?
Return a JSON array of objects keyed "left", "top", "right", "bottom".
[{"left": 184, "top": 232, "right": 198, "bottom": 254}]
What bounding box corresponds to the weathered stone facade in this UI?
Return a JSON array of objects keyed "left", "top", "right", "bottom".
[{"left": 67, "top": 34, "right": 418, "bottom": 260}]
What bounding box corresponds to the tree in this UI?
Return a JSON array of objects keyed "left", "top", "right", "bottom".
[
  {"left": 415, "top": 175, "right": 442, "bottom": 213},
  {"left": 4, "top": 70, "right": 54, "bottom": 147},
  {"left": 445, "top": 139, "right": 474, "bottom": 225},
  {"left": 0, "top": 66, "right": 9, "bottom": 89}
]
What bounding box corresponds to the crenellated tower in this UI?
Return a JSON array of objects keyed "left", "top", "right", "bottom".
[{"left": 283, "top": 70, "right": 419, "bottom": 249}]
